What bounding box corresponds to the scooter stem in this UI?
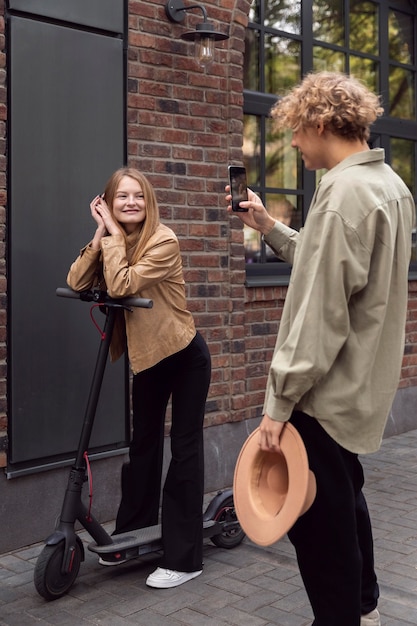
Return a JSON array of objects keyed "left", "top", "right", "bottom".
[{"left": 74, "top": 305, "right": 117, "bottom": 469}]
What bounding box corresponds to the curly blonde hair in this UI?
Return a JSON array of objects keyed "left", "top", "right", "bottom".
[{"left": 271, "top": 71, "right": 384, "bottom": 141}]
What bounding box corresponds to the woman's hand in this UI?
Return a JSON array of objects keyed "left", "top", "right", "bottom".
[
  {"left": 225, "top": 185, "right": 276, "bottom": 236},
  {"left": 90, "top": 195, "right": 121, "bottom": 236},
  {"left": 89, "top": 195, "right": 122, "bottom": 250}
]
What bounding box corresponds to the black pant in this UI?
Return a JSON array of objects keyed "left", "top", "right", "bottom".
[
  {"left": 114, "top": 332, "right": 211, "bottom": 572},
  {"left": 288, "top": 411, "right": 379, "bottom": 626}
]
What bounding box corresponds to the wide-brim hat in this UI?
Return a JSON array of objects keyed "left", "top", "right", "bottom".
[{"left": 233, "top": 423, "right": 317, "bottom": 546}]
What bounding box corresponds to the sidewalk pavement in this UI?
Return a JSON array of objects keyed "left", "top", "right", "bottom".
[{"left": 1, "top": 428, "right": 417, "bottom": 626}]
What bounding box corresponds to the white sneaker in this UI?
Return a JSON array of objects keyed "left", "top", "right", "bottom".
[
  {"left": 361, "top": 608, "right": 381, "bottom": 626},
  {"left": 146, "top": 567, "right": 202, "bottom": 588}
]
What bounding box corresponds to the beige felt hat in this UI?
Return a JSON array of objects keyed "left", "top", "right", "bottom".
[{"left": 233, "top": 423, "right": 317, "bottom": 546}]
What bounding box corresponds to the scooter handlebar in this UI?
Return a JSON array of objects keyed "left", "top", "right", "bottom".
[{"left": 56, "top": 287, "right": 153, "bottom": 309}]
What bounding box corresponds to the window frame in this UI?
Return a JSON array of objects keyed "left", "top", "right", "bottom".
[{"left": 243, "top": 0, "right": 417, "bottom": 286}]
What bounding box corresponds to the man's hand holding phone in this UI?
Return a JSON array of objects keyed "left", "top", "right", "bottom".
[{"left": 225, "top": 172, "right": 276, "bottom": 236}]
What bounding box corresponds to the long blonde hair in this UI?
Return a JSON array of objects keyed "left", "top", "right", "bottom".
[{"left": 103, "top": 167, "right": 160, "bottom": 264}]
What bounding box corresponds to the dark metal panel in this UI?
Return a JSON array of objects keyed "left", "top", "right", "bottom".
[
  {"left": 8, "top": 16, "right": 127, "bottom": 468},
  {"left": 7, "top": 0, "right": 124, "bottom": 33}
]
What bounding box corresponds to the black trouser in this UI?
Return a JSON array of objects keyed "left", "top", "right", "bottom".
[
  {"left": 288, "top": 411, "right": 379, "bottom": 626},
  {"left": 114, "top": 332, "right": 211, "bottom": 572}
]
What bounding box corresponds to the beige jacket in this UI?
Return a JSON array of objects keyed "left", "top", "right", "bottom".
[
  {"left": 263, "top": 149, "right": 415, "bottom": 454},
  {"left": 67, "top": 223, "right": 196, "bottom": 374}
]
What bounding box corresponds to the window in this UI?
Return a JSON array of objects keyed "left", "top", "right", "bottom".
[{"left": 243, "top": 0, "right": 417, "bottom": 285}]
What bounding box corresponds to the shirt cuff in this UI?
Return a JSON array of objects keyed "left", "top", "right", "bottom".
[
  {"left": 80, "top": 243, "right": 101, "bottom": 257},
  {"left": 263, "top": 222, "right": 293, "bottom": 254},
  {"left": 263, "top": 393, "right": 295, "bottom": 423}
]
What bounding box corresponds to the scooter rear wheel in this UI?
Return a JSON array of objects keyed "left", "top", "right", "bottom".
[
  {"left": 34, "top": 540, "right": 82, "bottom": 601},
  {"left": 210, "top": 494, "right": 245, "bottom": 549}
]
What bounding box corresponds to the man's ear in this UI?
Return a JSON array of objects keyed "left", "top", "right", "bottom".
[{"left": 316, "top": 121, "right": 325, "bottom": 136}]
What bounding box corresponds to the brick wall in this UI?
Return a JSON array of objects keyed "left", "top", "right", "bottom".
[
  {"left": 401, "top": 280, "right": 417, "bottom": 389},
  {"left": 0, "top": 0, "right": 416, "bottom": 468},
  {"left": 125, "top": 0, "right": 417, "bottom": 430},
  {"left": 126, "top": 0, "right": 249, "bottom": 429}
]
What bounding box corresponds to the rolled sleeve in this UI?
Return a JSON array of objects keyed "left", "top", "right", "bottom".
[
  {"left": 67, "top": 243, "right": 101, "bottom": 291},
  {"left": 264, "top": 221, "right": 299, "bottom": 264},
  {"left": 263, "top": 390, "right": 295, "bottom": 423}
]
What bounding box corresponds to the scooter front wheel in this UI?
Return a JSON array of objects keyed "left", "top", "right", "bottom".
[{"left": 34, "top": 540, "right": 82, "bottom": 601}]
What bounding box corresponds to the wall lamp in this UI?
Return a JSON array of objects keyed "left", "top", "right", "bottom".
[{"left": 165, "top": 0, "right": 229, "bottom": 68}]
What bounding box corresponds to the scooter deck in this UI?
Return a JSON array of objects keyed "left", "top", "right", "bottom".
[{"left": 88, "top": 519, "right": 218, "bottom": 561}]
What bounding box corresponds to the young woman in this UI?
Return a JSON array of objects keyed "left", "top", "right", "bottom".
[{"left": 67, "top": 167, "right": 211, "bottom": 588}]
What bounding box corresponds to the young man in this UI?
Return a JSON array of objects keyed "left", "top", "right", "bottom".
[{"left": 226, "top": 72, "right": 415, "bottom": 626}]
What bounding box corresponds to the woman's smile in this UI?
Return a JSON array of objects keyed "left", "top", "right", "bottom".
[{"left": 112, "top": 176, "right": 147, "bottom": 232}]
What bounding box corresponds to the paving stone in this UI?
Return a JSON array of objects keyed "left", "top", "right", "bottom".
[
  {"left": 212, "top": 603, "right": 269, "bottom": 625},
  {"left": 231, "top": 588, "right": 284, "bottom": 613},
  {"left": 1, "top": 429, "right": 417, "bottom": 625},
  {"left": 173, "top": 606, "right": 249, "bottom": 625},
  {"left": 256, "top": 603, "right": 311, "bottom": 625},
  {"left": 0, "top": 615, "right": 52, "bottom": 626},
  {"left": 0, "top": 555, "right": 33, "bottom": 574},
  {"left": 229, "top": 561, "right": 277, "bottom": 582},
  {"left": 207, "top": 574, "right": 266, "bottom": 597},
  {"left": 146, "top": 589, "right": 203, "bottom": 617},
  {"left": 187, "top": 588, "right": 242, "bottom": 613}
]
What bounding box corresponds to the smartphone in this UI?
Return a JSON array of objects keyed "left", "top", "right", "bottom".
[{"left": 228, "top": 165, "right": 249, "bottom": 212}]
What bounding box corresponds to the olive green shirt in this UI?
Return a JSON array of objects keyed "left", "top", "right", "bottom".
[{"left": 263, "top": 149, "right": 415, "bottom": 453}]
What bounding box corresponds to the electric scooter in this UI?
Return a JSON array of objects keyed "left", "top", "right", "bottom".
[{"left": 34, "top": 288, "right": 245, "bottom": 601}]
